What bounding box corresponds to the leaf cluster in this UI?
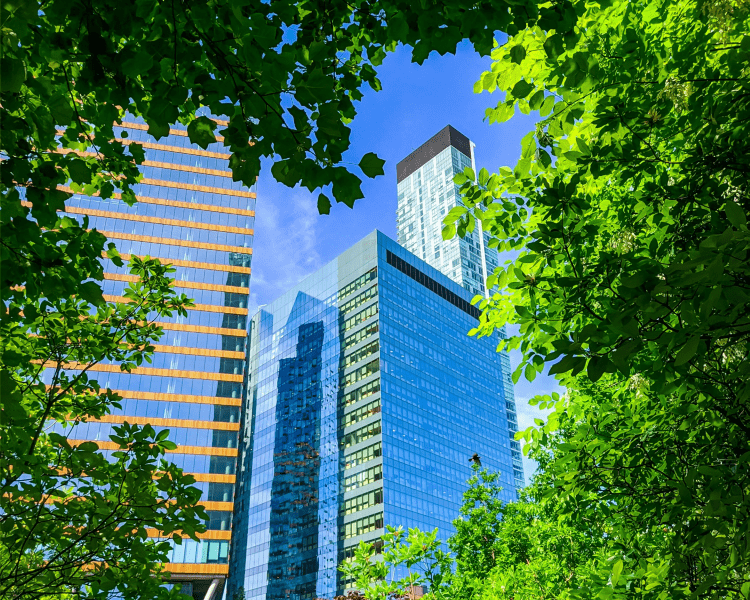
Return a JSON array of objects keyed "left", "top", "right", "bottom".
[
  {"left": 340, "top": 465, "right": 609, "bottom": 600},
  {"left": 442, "top": 0, "right": 750, "bottom": 596},
  {"left": 0, "top": 257, "right": 204, "bottom": 598}
]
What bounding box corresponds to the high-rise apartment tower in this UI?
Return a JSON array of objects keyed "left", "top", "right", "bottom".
[
  {"left": 396, "top": 125, "right": 498, "bottom": 298},
  {"left": 53, "top": 116, "right": 255, "bottom": 599},
  {"left": 228, "top": 232, "right": 522, "bottom": 600}
]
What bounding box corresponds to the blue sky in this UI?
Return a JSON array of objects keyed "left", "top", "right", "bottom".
[{"left": 250, "top": 40, "right": 560, "bottom": 482}]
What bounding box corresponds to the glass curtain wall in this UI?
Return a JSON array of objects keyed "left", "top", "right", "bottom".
[
  {"left": 229, "top": 232, "right": 521, "bottom": 600},
  {"left": 49, "top": 115, "right": 255, "bottom": 597},
  {"left": 396, "top": 126, "right": 499, "bottom": 299}
]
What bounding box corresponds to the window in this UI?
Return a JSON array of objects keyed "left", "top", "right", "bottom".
[
  {"left": 338, "top": 268, "right": 377, "bottom": 302},
  {"left": 342, "top": 489, "right": 383, "bottom": 516},
  {"left": 343, "top": 512, "right": 384, "bottom": 539},
  {"left": 342, "top": 378, "right": 380, "bottom": 408},
  {"left": 344, "top": 441, "right": 382, "bottom": 469},
  {"left": 386, "top": 250, "right": 480, "bottom": 319},
  {"left": 343, "top": 464, "right": 383, "bottom": 492}
]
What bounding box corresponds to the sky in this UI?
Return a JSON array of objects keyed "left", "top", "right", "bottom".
[{"left": 250, "top": 40, "right": 560, "bottom": 483}]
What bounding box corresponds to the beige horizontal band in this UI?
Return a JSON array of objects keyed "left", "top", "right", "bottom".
[
  {"left": 72, "top": 440, "right": 238, "bottom": 457},
  {"left": 146, "top": 528, "right": 231, "bottom": 540},
  {"left": 55, "top": 149, "right": 235, "bottom": 179},
  {"left": 156, "top": 321, "right": 247, "bottom": 337},
  {"left": 66, "top": 205, "right": 253, "bottom": 235},
  {"left": 198, "top": 501, "right": 234, "bottom": 511},
  {"left": 93, "top": 415, "right": 240, "bottom": 431},
  {"left": 142, "top": 158, "right": 231, "bottom": 178},
  {"left": 164, "top": 563, "right": 229, "bottom": 575},
  {"left": 109, "top": 390, "right": 241, "bottom": 406},
  {"left": 140, "top": 177, "right": 254, "bottom": 198},
  {"left": 108, "top": 254, "right": 250, "bottom": 275},
  {"left": 150, "top": 345, "right": 245, "bottom": 359},
  {"left": 119, "top": 121, "right": 226, "bottom": 143},
  {"left": 189, "top": 473, "right": 236, "bottom": 484},
  {"left": 102, "top": 294, "right": 248, "bottom": 316},
  {"left": 103, "top": 272, "right": 248, "bottom": 294},
  {"left": 59, "top": 185, "right": 255, "bottom": 216},
  {"left": 99, "top": 230, "right": 253, "bottom": 255},
  {"left": 59, "top": 362, "right": 243, "bottom": 383},
  {"left": 118, "top": 138, "right": 229, "bottom": 160}
]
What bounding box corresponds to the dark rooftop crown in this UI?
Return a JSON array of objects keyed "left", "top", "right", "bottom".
[{"left": 396, "top": 125, "right": 471, "bottom": 183}]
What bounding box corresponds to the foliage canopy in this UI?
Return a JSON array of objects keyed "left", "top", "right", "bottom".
[
  {"left": 341, "top": 466, "right": 610, "bottom": 600},
  {"left": 441, "top": 0, "right": 750, "bottom": 596}
]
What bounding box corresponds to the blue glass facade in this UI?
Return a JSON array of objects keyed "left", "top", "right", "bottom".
[
  {"left": 44, "top": 114, "right": 255, "bottom": 598},
  {"left": 228, "top": 231, "right": 519, "bottom": 600},
  {"left": 396, "top": 125, "right": 524, "bottom": 491}
]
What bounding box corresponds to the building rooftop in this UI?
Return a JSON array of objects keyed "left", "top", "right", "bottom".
[{"left": 396, "top": 125, "right": 471, "bottom": 183}]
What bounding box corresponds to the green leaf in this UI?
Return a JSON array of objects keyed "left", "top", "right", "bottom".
[
  {"left": 359, "top": 152, "right": 385, "bottom": 178},
  {"left": 68, "top": 159, "right": 92, "bottom": 185},
  {"left": 76, "top": 441, "right": 100, "bottom": 453},
  {"left": 586, "top": 356, "right": 608, "bottom": 382},
  {"left": 1, "top": 57, "right": 26, "bottom": 93},
  {"left": 444, "top": 206, "right": 467, "bottom": 225},
  {"left": 303, "top": 68, "right": 334, "bottom": 103},
  {"left": 121, "top": 51, "right": 154, "bottom": 79},
  {"left": 510, "top": 45, "right": 526, "bottom": 64},
  {"left": 511, "top": 80, "right": 535, "bottom": 99},
  {"left": 317, "top": 194, "right": 331, "bottom": 215},
  {"left": 724, "top": 201, "right": 747, "bottom": 227},
  {"left": 539, "top": 95, "right": 555, "bottom": 117},
  {"left": 611, "top": 559, "right": 623, "bottom": 586},
  {"left": 187, "top": 116, "right": 217, "bottom": 150},
  {"left": 147, "top": 120, "right": 170, "bottom": 140},
  {"left": 47, "top": 93, "right": 74, "bottom": 125},
  {"left": 620, "top": 272, "right": 646, "bottom": 288},
  {"left": 674, "top": 336, "right": 700, "bottom": 366},
  {"left": 528, "top": 90, "right": 545, "bottom": 110},
  {"left": 78, "top": 281, "right": 105, "bottom": 306},
  {"left": 331, "top": 169, "right": 364, "bottom": 207},
  {"left": 388, "top": 14, "right": 409, "bottom": 40},
  {"left": 0, "top": 370, "right": 25, "bottom": 423}
]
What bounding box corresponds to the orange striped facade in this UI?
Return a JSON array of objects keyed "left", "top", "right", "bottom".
[{"left": 59, "top": 116, "right": 254, "bottom": 585}]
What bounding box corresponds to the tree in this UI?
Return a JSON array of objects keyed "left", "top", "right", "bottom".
[
  {"left": 0, "top": 256, "right": 209, "bottom": 599},
  {"left": 341, "top": 465, "right": 608, "bottom": 600},
  {"left": 446, "top": 467, "right": 608, "bottom": 600},
  {"left": 1, "top": 0, "right": 580, "bottom": 595},
  {"left": 442, "top": 0, "right": 750, "bottom": 595}
]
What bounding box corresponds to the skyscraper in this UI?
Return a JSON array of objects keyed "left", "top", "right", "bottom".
[
  {"left": 228, "top": 231, "right": 522, "bottom": 600},
  {"left": 396, "top": 125, "right": 498, "bottom": 298},
  {"left": 54, "top": 116, "right": 255, "bottom": 599},
  {"left": 396, "top": 123, "right": 523, "bottom": 497}
]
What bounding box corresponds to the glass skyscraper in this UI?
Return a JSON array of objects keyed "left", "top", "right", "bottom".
[
  {"left": 228, "top": 231, "right": 521, "bottom": 600},
  {"left": 396, "top": 125, "right": 523, "bottom": 496},
  {"left": 396, "top": 125, "right": 499, "bottom": 298},
  {"left": 53, "top": 116, "right": 255, "bottom": 599}
]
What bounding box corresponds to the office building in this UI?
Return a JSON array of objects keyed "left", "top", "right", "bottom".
[
  {"left": 396, "top": 124, "right": 523, "bottom": 495},
  {"left": 54, "top": 116, "right": 255, "bottom": 599},
  {"left": 396, "top": 125, "right": 499, "bottom": 298},
  {"left": 228, "top": 231, "right": 521, "bottom": 600}
]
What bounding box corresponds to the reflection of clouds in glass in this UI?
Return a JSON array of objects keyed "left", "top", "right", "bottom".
[{"left": 248, "top": 189, "right": 323, "bottom": 315}]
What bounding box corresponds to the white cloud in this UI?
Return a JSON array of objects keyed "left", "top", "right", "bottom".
[{"left": 248, "top": 184, "right": 323, "bottom": 316}]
